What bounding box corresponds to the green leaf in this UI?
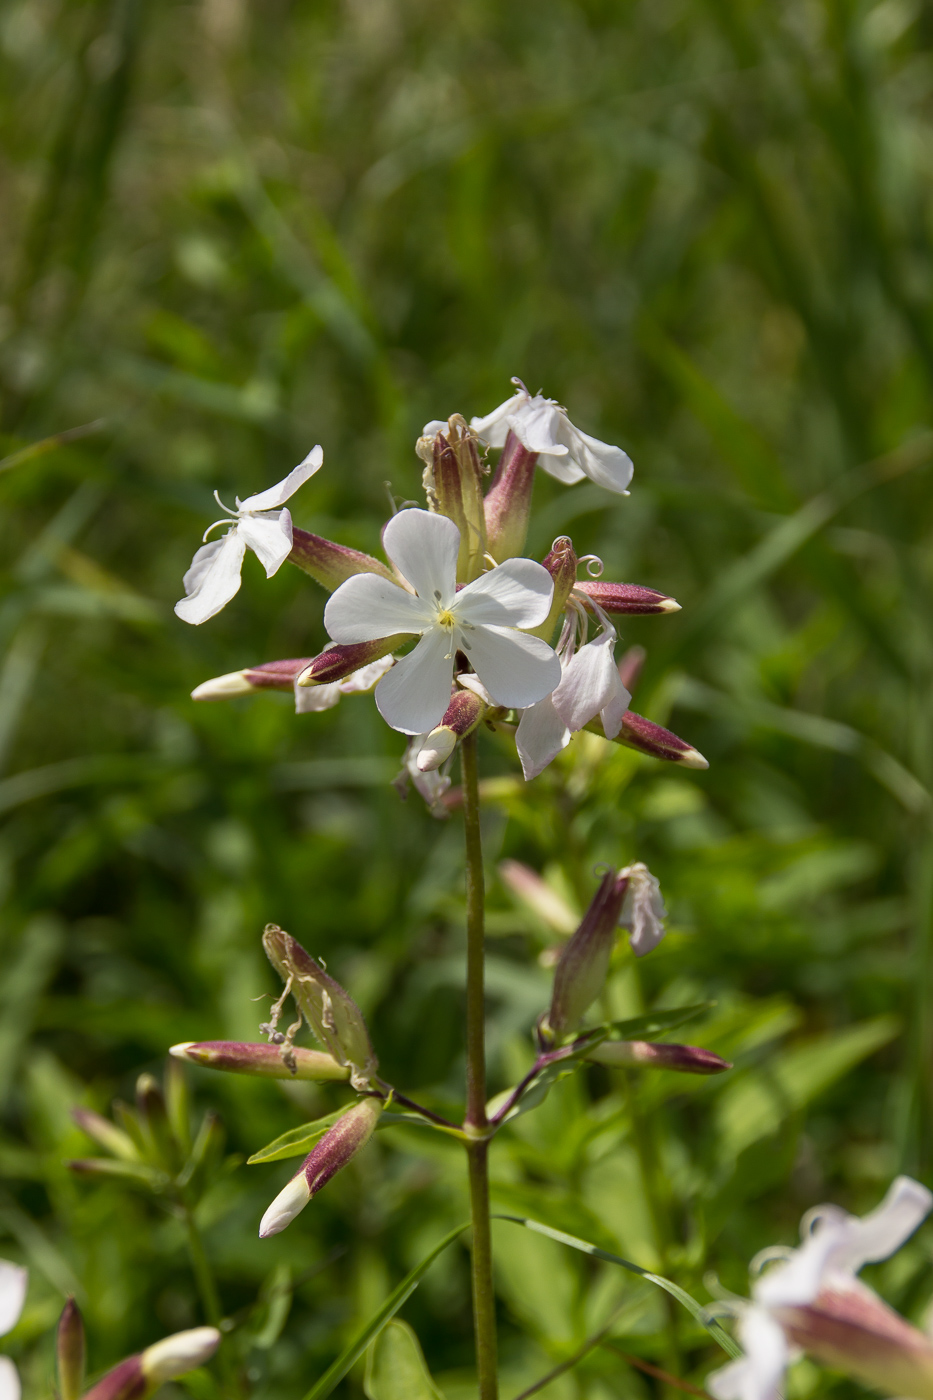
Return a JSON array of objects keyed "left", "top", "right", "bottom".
[
  {"left": 494, "top": 1215, "right": 740, "bottom": 1359},
  {"left": 598, "top": 1003, "right": 714, "bottom": 1042},
  {"left": 299, "top": 1223, "right": 468, "bottom": 1400},
  {"left": 716, "top": 1016, "right": 900, "bottom": 1159},
  {"left": 364, "top": 1320, "right": 445, "bottom": 1400},
  {"left": 247, "top": 1111, "right": 346, "bottom": 1164}
]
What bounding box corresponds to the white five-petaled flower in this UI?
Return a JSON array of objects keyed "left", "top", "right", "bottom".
[
  {"left": 323, "top": 509, "right": 561, "bottom": 735},
  {"left": 468, "top": 378, "right": 634, "bottom": 494},
  {"left": 175, "top": 446, "right": 323, "bottom": 625},
  {"left": 516, "top": 598, "right": 631, "bottom": 780},
  {"left": 708, "top": 1176, "right": 933, "bottom": 1400},
  {"left": 0, "top": 1259, "right": 27, "bottom": 1400}
]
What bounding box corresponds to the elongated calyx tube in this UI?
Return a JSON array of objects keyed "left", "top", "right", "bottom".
[
  {"left": 288, "top": 527, "right": 395, "bottom": 590},
  {"left": 483, "top": 429, "right": 539, "bottom": 561},
  {"left": 419, "top": 416, "right": 487, "bottom": 582},
  {"left": 170, "top": 1040, "right": 350, "bottom": 1081},
  {"left": 57, "top": 1298, "right": 86, "bottom": 1400},
  {"left": 546, "top": 870, "right": 630, "bottom": 1038},
  {"left": 296, "top": 636, "right": 405, "bottom": 689},
  {"left": 417, "top": 688, "right": 487, "bottom": 772},
  {"left": 776, "top": 1289, "right": 933, "bottom": 1400},
  {"left": 590, "top": 710, "right": 709, "bottom": 769},
  {"left": 259, "top": 1097, "right": 384, "bottom": 1238},
  {"left": 82, "top": 1327, "right": 220, "bottom": 1400},
  {"left": 586, "top": 1040, "right": 731, "bottom": 1074},
  {"left": 262, "top": 925, "right": 378, "bottom": 1088},
  {"left": 575, "top": 579, "right": 681, "bottom": 614}
]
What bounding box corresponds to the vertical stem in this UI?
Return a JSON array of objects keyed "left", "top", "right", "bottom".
[
  {"left": 183, "top": 1205, "right": 222, "bottom": 1327},
  {"left": 460, "top": 731, "right": 498, "bottom": 1400}
]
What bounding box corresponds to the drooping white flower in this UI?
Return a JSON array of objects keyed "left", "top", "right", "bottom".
[
  {"left": 619, "top": 862, "right": 667, "bottom": 956},
  {"left": 323, "top": 509, "right": 561, "bottom": 735},
  {"left": 708, "top": 1177, "right": 933, "bottom": 1400},
  {"left": 0, "top": 1260, "right": 27, "bottom": 1400},
  {"left": 469, "top": 379, "right": 633, "bottom": 494},
  {"left": 516, "top": 600, "right": 631, "bottom": 780},
  {"left": 175, "top": 446, "right": 323, "bottom": 625},
  {"left": 293, "top": 652, "right": 395, "bottom": 714}
]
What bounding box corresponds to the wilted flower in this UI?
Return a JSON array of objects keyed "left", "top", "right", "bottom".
[
  {"left": 323, "top": 508, "right": 560, "bottom": 735},
  {"left": 259, "top": 1097, "right": 384, "bottom": 1237},
  {"left": 547, "top": 869, "right": 632, "bottom": 1038},
  {"left": 0, "top": 1260, "right": 26, "bottom": 1400},
  {"left": 708, "top": 1176, "right": 933, "bottom": 1400},
  {"left": 471, "top": 378, "right": 634, "bottom": 495},
  {"left": 619, "top": 862, "right": 667, "bottom": 956},
  {"left": 175, "top": 447, "right": 322, "bottom": 624}
]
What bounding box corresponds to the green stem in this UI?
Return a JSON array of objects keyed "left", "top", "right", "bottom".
[
  {"left": 183, "top": 1205, "right": 222, "bottom": 1327},
  {"left": 460, "top": 731, "right": 498, "bottom": 1399}
]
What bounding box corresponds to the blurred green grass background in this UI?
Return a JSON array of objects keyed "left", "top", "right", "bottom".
[{"left": 1, "top": 0, "right": 932, "bottom": 1395}]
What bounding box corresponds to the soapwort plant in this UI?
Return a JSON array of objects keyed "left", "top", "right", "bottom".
[{"left": 160, "top": 382, "right": 930, "bottom": 1399}]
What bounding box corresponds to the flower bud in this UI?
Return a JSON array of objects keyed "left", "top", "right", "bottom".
[
  {"left": 419, "top": 416, "right": 487, "bottom": 582},
  {"left": 82, "top": 1328, "right": 220, "bottom": 1400},
  {"left": 617, "top": 645, "right": 646, "bottom": 693},
  {"left": 775, "top": 1288, "right": 933, "bottom": 1400},
  {"left": 296, "top": 636, "right": 405, "bottom": 689},
  {"left": 575, "top": 580, "right": 681, "bottom": 615},
  {"left": 528, "top": 538, "right": 578, "bottom": 641},
  {"left": 259, "top": 1097, "right": 383, "bottom": 1237},
  {"left": 586, "top": 1040, "right": 731, "bottom": 1074},
  {"left": 499, "top": 859, "right": 578, "bottom": 935},
  {"left": 547, "top": 870, "right": 630, "bottom": 1038},
  {"left": 170, "top": 1040, "right": 350, "bottom": 1081},
  {"left": 417, "top": 689, "right": 487, "bottom": 772},
  {"left": 483, "top": 429, "right": 538, "bottom": 562},
  {"left": 288, "top": 528, "right": 395, "bottom": 590},
  {"left": 57, "top": 1298, "right": 86, "bottom": 1400},
  {"left": 262, "top": 926, "right": 378, "bottom": 1088},
  {"left": 192, "top": 657, "right": 310, "bottom": 700},
  {"left": 71, "top": 1108, "right": 140, "bottom": 1162},
  {"left": 593, "top": 710, "right": 709, "bottom": 769}
]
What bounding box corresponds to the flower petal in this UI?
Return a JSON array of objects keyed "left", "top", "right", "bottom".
[
  {"left": 600, "top": 665, "right": 632, "bottom": 739},
  {"left": 458, "top": 558, "right": 554, "bottom": 629},
  {"left": 552, "top": 630, "right": 629, "bottom": 733},
  {"left": 0, "top": 1355, "right": 19, "bottom": 1400},
  {"left": 238, "top": 445, "right": 323, "bottom": 511},
  {"left": 708, "top": 1307, "right": 788, "bottom": 1400},
  {"left": 382, "top": 509, "right": 459, "bottom": 604},
  {"left": 0, "top": 1262, "right": 26, "bottom": 1337},
  {"left": 175, "top": 530, "right": 247, "bottom": 625},
  {"left": 464, "top": 625, "right": 561, "bottom": 709},
  {"left": 374, "top": 629, "right": 454, "bottom": 735},
  {"left": 830, "top": 1175, "right": 933, "bottom": 1274},
  {"left": 516, "top": 696, "right": 571, "bottom": 779},
  {"left": 556, "top": 419, "right": 633, "bottom": 494},
  {"left": 294, "top": 681, "right": 343, "bottom": 713},
  {"left": 325, "top": 573, "right": 432, "bottom": 643},
  {"left": 508, "top": 396, "right": 570, "bottom": 456},
  {"left": 238, "top": 510, "right": 294, "bottom": 577},
  {"left": 470, "top": 392, "right": 523, "bottom": 447},
  {"left": 535, "top": 451, "right": 587, "bottom": 485}
]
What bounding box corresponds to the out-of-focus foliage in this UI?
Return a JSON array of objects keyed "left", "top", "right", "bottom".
[{"left": 0, "top": 0, "right": 932, "bottom": 1394}]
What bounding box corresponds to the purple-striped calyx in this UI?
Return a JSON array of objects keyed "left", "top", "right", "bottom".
[{"left": 259, "top": 1097, "right": 384, "bottom": 1238}]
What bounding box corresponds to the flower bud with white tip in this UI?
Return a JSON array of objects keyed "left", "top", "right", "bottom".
[
  {"left": 547, "top": 869, "right": 630, "bottom": 1039},
  {"left": 82, "top": 1327, "right": 220, "bottom": 1400},
  {"left": 574, "top": 580, "right": 681, "bottom": 615},
  {"left": 170, "top": 1040, "right": 350, "bottom": 1081},
  {"left": 593, "top": 710, "right": 709, "bottom": 769},
  {"left": 259, "top": 1097, "right": 384, "bottom": 1238},
  {"left": 587, "top": 1040, "right": 731, "bottom": 1074},
  {"left": 417, "top": 689, "right": 488, "bottom": 772}
]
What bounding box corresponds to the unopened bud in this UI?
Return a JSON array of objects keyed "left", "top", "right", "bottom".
[
  {"left": 619, "top": 862, "right": 667, "bottom": 956},
  {"left": 262, "top": 927, "right": 378, "bottom": 1088},
  {"left": 296, "top": 636, "right": 404, "bottom": 689},
  {"left": 417, "top": 689, "right": 487, "bottom": 771},
  {"left": 82, "top": 1328, "right": 220, "bottom": 1400},
  {"left": 57, "top": 1298, "right": 85, "bottom": 1400},
  {"left": 71, "top": 1108, "right": 139, "bottom": 1162},
  {"left": 575, "top": 580, "right": 681, "bottom": 615},
  {"left": 547, "top": 870, "right": 630, "bottom": 1038},
  {"left": 776, "top": 1289, "right": 933, "bottom": 1400},
  {"left": 289, "top": 528, "right": 394, "bottom": 591},
  {"left": 499, "top": 860, "right": 578, "bottom": 935},
  {"left": 593, "top": 710, "right": 709, "bottom": 769},
  {"left": 192, "top": 657, "right": 310, "bottom": 701},
  {"left": 170, "top": 1040, "right": 350, "bottom": 1081},
  {"left": 528, "top": 538, "right": 578, "bottom": 641},
  {"left": 587, "top": 1040, "right": 731, "bottom": 1074},
  {"left": 259, "top": 1097, "right": 383, "bottom": 1237},
  {"left": 420, "top": 416, "right": 487, "bottom": 582},
  {"left": 483, "top": 429, "right": 538, "bottom": 561},
  {"left": 617, "top": 645, "right": 646, "bottom": 693}
]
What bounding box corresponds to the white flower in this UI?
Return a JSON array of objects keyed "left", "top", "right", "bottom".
[
  {"left": 293, "top": 652, "right": 395, "bottom": 714},
  {"left": 515, "top": 600, "right": 631, "bottom": 780},
  {"left": 708, "top": 1177, "right": 933, "bottom": 1400},
  {"left": 469, "top": 379, "right": 633, "bottom": 494},
  {"left": 175, "top": 446, "right": 323, "bottom": 625},
  {"left": 323, "top": 509, "right": 561, "bottom": 735},
  {"left": 0, "top": 1259, "right": 27, "bottom": 1400},
  {"left": 619, "top": 862, "right": 667, "bottom": 956}
]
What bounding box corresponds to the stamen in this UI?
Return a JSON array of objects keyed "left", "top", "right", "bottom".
[
  {"left": 436, "top": 609, "right": 456, "bottom": 629},
  {"left": 202, "top": 518, "right": 235, "bottom": 543},
  {"left": 212, "top": 489, "right": 238, "bottom": 516}
]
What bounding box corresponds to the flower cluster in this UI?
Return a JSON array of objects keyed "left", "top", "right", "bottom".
[{"left": 179, "top": 379, "right": 706, "bottom": 807}]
